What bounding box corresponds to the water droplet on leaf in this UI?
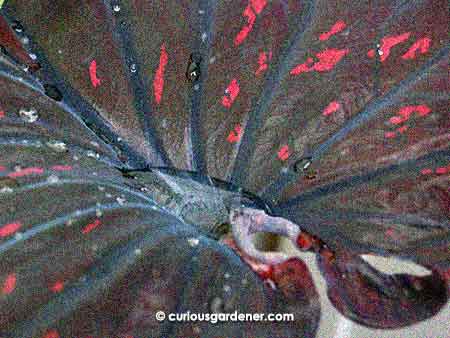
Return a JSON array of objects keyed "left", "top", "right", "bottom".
[
  {"left": 12, "top": 21, "right": 24, "bottom": 33},
  {"left": 293, "top": 157, "right": 312, "bottom": 173},
  {"left": 187, "top": 237, "right": 200, "bottom": 247},
  {"left": 116, "top": 196, "right": 126, "bottom": 205},
  {"left": 19, "top": 108, "right": 39, "bottom": 123},
  {"left": 47, "top": 175, "right": 59, "bottom": 184},
  {"left": 46, "top": 140, "right": 67, "bottom": 152},
  {"left": 0, "top": 187, "right": 14, "bottom": 194}
]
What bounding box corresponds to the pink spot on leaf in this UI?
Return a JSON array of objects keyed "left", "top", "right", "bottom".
[
  {"left": 250, "top": 0, "right": 267, "bottom": 14},
  {"left": 1, "top": 273, "right": 16, "bottom": 295},
  {"left": 8, "top": 167, "right": 44, "bottom": 178},
  {"left": 234, "top": 1, "right": 267, "bottom": 46},
  {"left": 234, "top": 6, "right": 256, "bottom": 46},
  {"left": 436, "top": 166, "right": 450, "bottom": 175},
  {"left": 277, "top": 145, "right": 290, "bottom": 161},
  {"left": 82, "top": 219, "right": 101, "bottom": 234},
  {"left": 290, "top": 59, "right": 314, "bottom": 75},
  {"left": 323, "top": 101, "right": 341, "bottom": 116},
  {"left": 51, "top": 165, "right": 73, "bottom": 171},
  {"left": 367, "top": 32, "right": 411, "bottom": 62},
  {"left": 402, "top": 37, "right": 431, "bottom": 60},
  {"left": 255, "top": 51, "right": 272, "bottom": 76},
  {"left": 389, "top": 104, "right": 431, "bottom": 125},
  {"left": 50, "top": 280, "right": 64, "bottom": 293},
  {"left": 89, "top": 60, "right": 101, "bottom": 88},
  {"left": 0, "top": 110, "right": 5, "bottom": 118},
  {"left": 222, "top": 79, "right": 240, "bottom": 108},
  {"left": 0, "top": 165, "right": 5, "bottom": 171},
  {"left": 227, "top": 124, "right": 243, "bottom": 143},
  {"left": 397, "top": 125, "right": 408, "bottom": 134},
  {"left": 153, "top": 43, "right": 168, "bottom": 105},
  {"left": 291, "top": 48, "right": 349, "bottom": 75},
  {"left": 367, "top": 49, "right": 375, "bottom": 58},
  {"left": 319, "top": 20, "right": 346, "bottom": 41},
  {"left": 313, "top": 48, "right": 349, "bottom": 72},
  {"left": 384, "top": 131, "right": 396, "bottom": 138},
  {"left": 0, "top": 222, "right": 21, "bottom": 238},
  {"left": 420, "top": 168, "right": 433, "bottom": 175}
]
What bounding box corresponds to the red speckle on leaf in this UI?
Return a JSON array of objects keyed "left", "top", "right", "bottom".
[
  {"left": 384, "top": 227, "right": 406, "bottom": 241},
  {"left": 234, "top": 1, "right": 267, "bottom": 46},
  {"left": 0, "top": 110, "right": 5, "bottom": 118},
  {"left": 51, "top": 165, "right": 73, "bottom": 171},
  {"left": 277, "top": 145, "right": 290, "bottom": 161},
  {"left": 420, "top": 168, "right": 433, "bottom": 175},
  {"left": 290, "top": 59, "right": 314, "bottom": 75},
  {"left": 436, "top": 166, "right": 450, "bottom": 174},
  {"left": 227, "top": 124, "right": 243, "bottom": 143},
  {"left": 153, "top": 43, "right": 168, "bottom": 105},
  {"left": 43, "top": 329, "right": 60, "bottom": 338},
  {"left": 89, "top": 60, "right": 101, "bottom": 88},
  {"left": 420, "top": 164, "right": 450, "bottom": 175},
  {"left": 8, "top": 167, "right": 44, "bottom": 178},
  {"left": 235, "top": 6, "right": 256, "bottom": 46},
  {"left": 389, "top": 104, "right": 431, "bottom": 125},
  {"left": 291, "top": 48, "right": 349, "bottom": 75},
  {"left": 402, "top": 37, "right": 431, "bottom": 60},
  {"left": 397, "top": 125, "right": 408, "bottom": 134},
  {"left": 323, "top": 101, "right": 341, "bottom": 116},
  {"left": 384, "top": 131, "right": 396, "bottom": 138},
  {"left": 367, "top": 49, "right": 375, "bottom": 58},
  {"left": 319, "top": 20, "right": 346, "bottom": 41},
  {"left": 1, "top": 273, "right": 16, "bottom": 295},
  {"left": 50, "top": 280, "right": 64, "bottom": 293},
  {"left": 82, "top": 219, "right": 101, "bottom": 234},
  {"left": 0, "top": 222, "right": 22, "bottom": 238},
  {"left": 250, "top": 0, "right": 267, "bottom": 14},
  {"left": 313, "top": 48, "right": 349, "bottom": 71},
  {"left": 367, "top": 32, "right": 411, "bottom": 62},
  {"left": 255, "top": 51, "right": 272, "bottom": 76},
  {"left": 222, "top": 79, "right": 240, "bottom": 108}
]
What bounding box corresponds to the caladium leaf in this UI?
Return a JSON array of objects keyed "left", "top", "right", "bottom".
[{"left": 0, "top": 0, "right": 448, "bottom": 337}]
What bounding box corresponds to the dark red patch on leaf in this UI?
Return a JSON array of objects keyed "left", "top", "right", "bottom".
[{"left": 42, "top": 329, "right": 59, "bottom": 338}]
